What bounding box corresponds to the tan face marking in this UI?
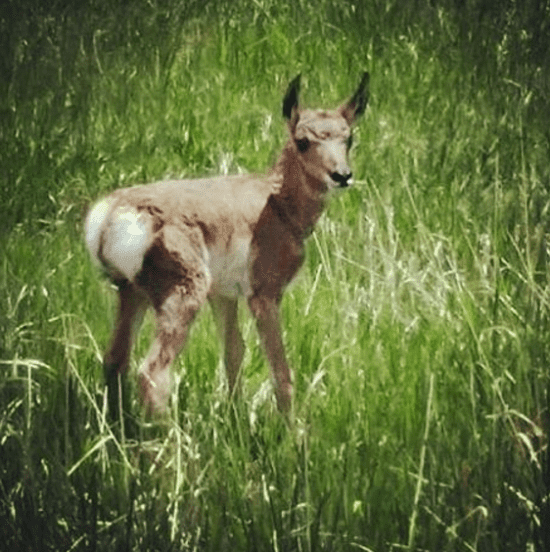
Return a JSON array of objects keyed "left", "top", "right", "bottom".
[{"left": 293, "top": 110, "right": 353, "bottom": 190}]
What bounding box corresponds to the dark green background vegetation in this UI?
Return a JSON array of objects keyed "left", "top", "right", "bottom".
[{"left": 1, "top": 0, "right": 549, "bottom": 550}]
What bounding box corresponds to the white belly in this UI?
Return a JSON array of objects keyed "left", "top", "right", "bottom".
[{"left": 207, "top": 237, "right": 253, "bottom": 298}]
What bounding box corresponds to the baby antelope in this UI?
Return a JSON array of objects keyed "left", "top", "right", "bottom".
[{"left": 85, "top": 72, "right": 369, "bottom": 417}]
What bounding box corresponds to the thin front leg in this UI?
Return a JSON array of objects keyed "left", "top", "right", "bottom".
[
  {"left": 103, "top": 280, "right": 148, "bottom": 418},
  {"left": 248, "top": 295, "right": 292, "bottom": 414},
  {"left": 210, "top": 296, "right": 245, "bottom": 398}
]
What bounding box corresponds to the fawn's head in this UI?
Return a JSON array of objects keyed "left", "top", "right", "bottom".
[{"left": 282, "top": 72, "right": 369, "bottom": 191}]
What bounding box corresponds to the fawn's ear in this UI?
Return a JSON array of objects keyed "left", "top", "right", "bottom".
[
  {"left": 339, "top": 72, "right": 370, "bottom": 125},
  {"left": 283, "top": 74, "right": 301, "bottom": 131}
]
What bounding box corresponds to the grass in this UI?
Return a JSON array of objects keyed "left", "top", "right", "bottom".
[{"left": 1, "top": 0, "right": 550, "bottom": 550}]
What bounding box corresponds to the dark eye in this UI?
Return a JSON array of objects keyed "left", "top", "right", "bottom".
[
  {"left": 295, "top": 137, "right": 310, "bottom": 152},
  {"left": 346, "top": 135, "right": 353, "bottom": 149}
]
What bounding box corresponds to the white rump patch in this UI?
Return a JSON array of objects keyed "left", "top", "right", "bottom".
[
  {"left": 85, "top": 201, "right": 154, "bottom": 282},
  {"left": 85, "top": 197, "right": 113, "bottom": 263},
  {"left": 101, "top": 206, "right": 153, "bottom": 282}
]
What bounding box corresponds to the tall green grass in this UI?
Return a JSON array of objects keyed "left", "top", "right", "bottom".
[{"left": 1, "top": 0, "right": 549, "bottom": 550}]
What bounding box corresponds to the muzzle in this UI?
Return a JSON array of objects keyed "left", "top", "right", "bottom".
[{"left": 330, "top": 171, "right": 353, "bottom": 188}]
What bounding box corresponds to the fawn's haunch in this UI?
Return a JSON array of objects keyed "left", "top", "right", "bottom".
[{"left": 85, "top": 73, "right": 369, "bottom": 416}]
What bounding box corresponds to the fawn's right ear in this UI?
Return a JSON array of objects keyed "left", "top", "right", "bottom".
[
  {"left": 283, "top": 74, "right": 301, "bottom": 131},
  {"left": 339, "top": 72, "right": 370, "bottom": 125}
]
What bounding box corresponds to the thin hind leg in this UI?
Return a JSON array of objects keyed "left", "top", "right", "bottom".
[
  {"left": 138, "top": 286, "right": 204, "bottom": 414},
  {"left": 134, "top": 223, "right": 211, "bottom": 414},
  {"left": 104, "top": 280, "right": 148, "bottom": 418}
]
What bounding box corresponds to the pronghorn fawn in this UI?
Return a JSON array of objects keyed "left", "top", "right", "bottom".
[{"left": 85, "top": 73, "right": 369, "bottom": 418}]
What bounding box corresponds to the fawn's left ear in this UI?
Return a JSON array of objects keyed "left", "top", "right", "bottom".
[
  {"left": 283, "top": 74, "right": 301, "bottom": 131},
  {"left": 339, "top": 72, "right": 370, "bottom": 125}
]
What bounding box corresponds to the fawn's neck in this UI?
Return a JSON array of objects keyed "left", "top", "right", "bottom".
[{"left": 269, "top": 142, "right": 327, "bottom": 240}]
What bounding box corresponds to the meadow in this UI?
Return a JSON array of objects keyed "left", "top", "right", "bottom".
[{"left": 1, "top": 0, "right": 549, "bottom": 550}]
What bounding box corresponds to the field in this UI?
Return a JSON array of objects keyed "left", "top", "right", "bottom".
[{"left": 1, "top": 0, "right": 549, "bottom": 550}]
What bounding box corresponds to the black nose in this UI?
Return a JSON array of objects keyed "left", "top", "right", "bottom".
[{"left": 331, "top": 172, "right": 353, "bottom": 187}]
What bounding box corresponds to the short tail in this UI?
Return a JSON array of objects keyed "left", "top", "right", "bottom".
[{"left": 85, "top": 198, "right": 153, "bottom": 282}]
